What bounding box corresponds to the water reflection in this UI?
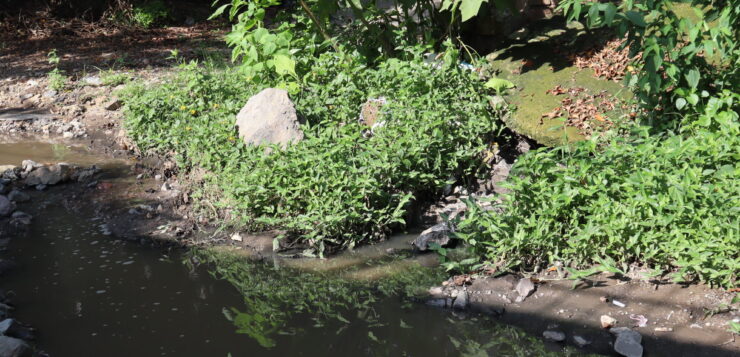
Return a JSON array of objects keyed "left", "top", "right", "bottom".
[
  {"left": 1, "top": 191, "right": 577, "bottom": 356},
  {"left": 189, "top": 250, "right": 580, "bottom": 356}
]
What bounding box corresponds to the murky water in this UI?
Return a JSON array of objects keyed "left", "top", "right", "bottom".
[
  {"left": 0, "top": 141, "right": 103, "bottom": 166},
  {"left": 0, "top": 142, "right": 571, "bottom": 356}
]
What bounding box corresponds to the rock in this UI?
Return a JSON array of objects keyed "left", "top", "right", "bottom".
[
  {"left": 230, "top": 233, "right": 243, "bottom": 242},
  {"left": 10, "top": 211, "right": 32, "bottom": 225},
  {"left": 542, "top": 330, "right": 566, "bottom": 342},
  {"left": 610, "top": 327, "right": 643, "bottom": 357},
  {"left": 161, "top": 182, "right": 172, "bottom": 191},
  {"left": 43, "top": 90, "right": 57, "bottom": 98},
  {"left": 359, "top": 97, "right": 387, "bottom": 127},
  {"left": 0, "top": 184, "right": 4, "bottom": 195},
  {"left": 105, "top": 97, "right": 122, "bottom": 111},
  {"left": 0, "top": 336, "right": 30, "bottom": 357},
  {"left": 6, "top": 190, "right": 29, "bottom": 203},
  {"left": 0, "top": 303, "right": 12, "bottom": 320},
  {"left": 0, "top": 260, "right": 16, "bottom": 275},
  {"left": 24, "top": 163, "right": 72, "bottom": 186},
  {"left": 601, "top": 315, "right": 617, "bottom": 328},
  {"left": 515, "top": 278, "right": 536, "bottom": 298},
  {"left": 452, "top": 290, "right": 469, "bottom": 310},
  {"left": 20, "top": 161, "right": 39, "bottom": 173},
  {"left": 82, "top": 75, "right": 102, "bottom": 86},
  {"left": 0, "top": 196, "right": 14, "bottom": 217},
  {"left": 73, "top": 166, "right": 98, "bottom": 182},
  {"left": 428, "top": 286, "right": 444, "bottom": 296},
  {"left": 0, "top": 319, "right": 34, "bottom": 340},
  {"left": 426, "top": 298, "right": 446, "bottom": 308},
  {"left": 573, "top": 335, "right": 590, "bottom": 347},
  {"left": 412, "top": 222, "right": 454, "bottom": 251},
  {"left": 0, "top": 165, "right": 17, "bottom": 177},
  {"left": 490, "top": 95, "right": 506, "bottom": 110},
  {"left": 235, "top": 88, "right": 304, "bottom": 149},
  {"left": 35, "top": 185, "right": 47, "bottom": 191}
]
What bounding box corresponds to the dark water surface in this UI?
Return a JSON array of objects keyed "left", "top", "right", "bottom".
[
  {"left": 1, "top": 198, "right": 572, "bottom": 357},
  {"left": 1, "top": 144, "right": 568, "bottom": 356}
]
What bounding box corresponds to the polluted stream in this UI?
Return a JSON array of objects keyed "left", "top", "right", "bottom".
[{"left": 1, "top": 143, "right": 573, "bottom": 356}]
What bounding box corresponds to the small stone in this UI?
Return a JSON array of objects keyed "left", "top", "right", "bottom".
[
  {"left": 230, "top": 233, "right": 243, "bottom": 242},
  {"left": 428, "top": 287, "right": 444, "bottom": 296},
  {"left": 35, "top": 184, "right": 47, "bottom": 191},
  {"left": 515, "top": 278, "right": 536, "bottom": 298},
  {"left": 0, "top": 335, "right": 30, "bottom": 357},
  {"left": 0, "top": 196, "right": 13, "bottom": 217},
  {"left": 105, "top": 98, "right": 123, "bottom": 111},
  {"left": 161, "top": 182, "right": 172, "bottom": 191},
  {"left": 62, "top": 131, "right": 75, "bottom": 139},
  {"left": 573, "top": 335, "right": 590, "bottom": 347},
  {"left": 412, "top": 222, "right": 454, "bottom": 251},
  {"left": 601, "top": 315, "right": 617, "bottom": 328},
  {"left": 611, "top": 328, "right": 643, "bottom": 357},
  {"left": 154, "top": 174, "right": 162, "bottom": 181},
  {"left": 0, "top": 319, "right": 34, "bottom": 340},
  {"left": 426, "top": 299, "right": 446, "bottom": 308},
  {"left": 7, "top": 190, "right": 30, "bottom": 203},
  {"left": 10, "top": 211, "right": 32, "bottom": 225},
  {"left": 452, "top": 291, "right": 468, "bottom": 310},
  {"left": 542, "top": 330, "right": 566, "bottom": 342},
  {"left": 82, "top": 76, "right": 102, "bottom": 86},
  {"left": 21, "top": 160, "right": 39, "bottom": 173}
]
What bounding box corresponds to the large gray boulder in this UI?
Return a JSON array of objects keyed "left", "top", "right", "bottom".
[
  {"left": 412, "top": 222, "right": 455, "bottom": 251},
  {"left": 235, "top": 88, "right": 303, "bottom": 149},
  {"left": 0, "top": 336, "right": 30, "bottom": 357}
]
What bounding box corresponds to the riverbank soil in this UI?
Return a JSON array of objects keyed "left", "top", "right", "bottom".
[{"left": 431, "top": 272, "right": 739, "bottom": 356}]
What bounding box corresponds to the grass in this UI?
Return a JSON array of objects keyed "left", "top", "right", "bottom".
[{"left": 122, "top": 54, "right": 501, "bottom": 255}]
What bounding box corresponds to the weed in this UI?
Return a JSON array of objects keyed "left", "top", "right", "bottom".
[
  {"left": 100, "top": 70, "right": 132, "bottom": 86},
  {"left": 122, "top": 51, "right": 500, "bottom": 255},
  {"left": 46, "top": 49, "right": 67, "bottom": 91}
]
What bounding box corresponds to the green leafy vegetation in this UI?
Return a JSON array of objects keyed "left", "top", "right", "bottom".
[
  {"left": 457, "top": 0, "right": 739, "bottom": 288},
  {"left": 130, "top": 0, "right": 169, "bottom": 28},
  {"left": 100, "top": 70, "right": 132, "bottom": 86},
  {"left": 46, "top": 49, "right": 67, "bottom": 91},
  {"left": 123, "top": 50, "right": 499, "bottom": 254}
]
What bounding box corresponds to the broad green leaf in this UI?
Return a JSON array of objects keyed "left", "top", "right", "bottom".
[
  {"left": 273, "top": 54, "right": 296, "bottom": 76},
  {"left": 675, "top": 97, "right": 687, "bottom": 110},
  {"left": 460, "top": 0, "right": 487, "bottom": 22},
  {"left": 686, "top": 69, "right": 700, "bottom": 89},
  {"left": 625, "top": 11, "right": 646, "bottom": 27},
  {"left": 484, "top": 77, "right": 515, "bottom": 93}
]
